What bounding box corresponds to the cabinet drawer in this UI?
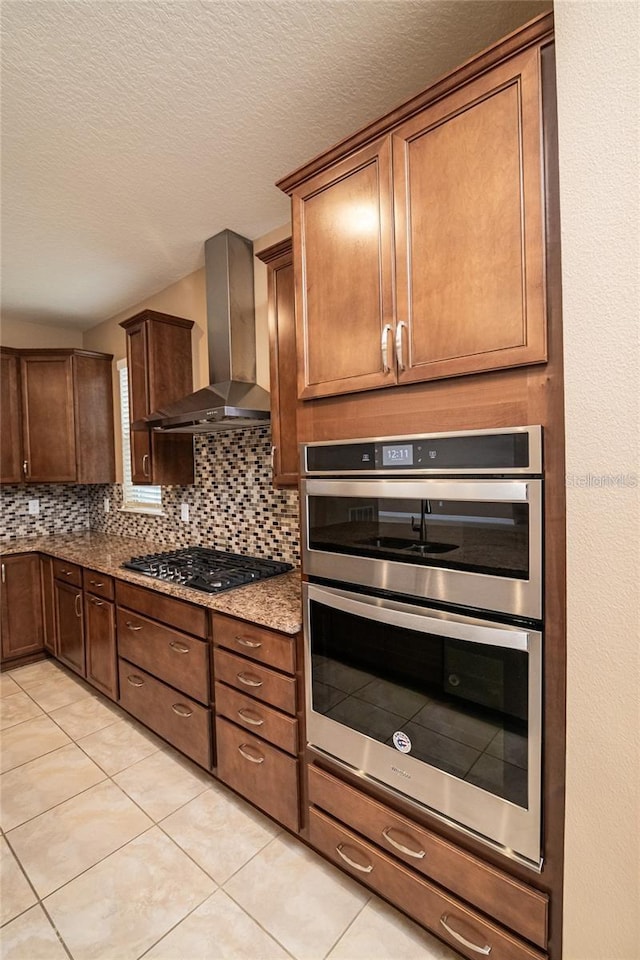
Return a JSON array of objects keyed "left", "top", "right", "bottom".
[
  {"left": 115, "top": 580, "right": 208, "bottom": 638},
  {"left": 215, "top": 681, "right": 298, "bottom": 756},
  {"left": 83, "top": 568, "right": 114, "bottom": 601},
  {"left": 118, "top": 659, "right": 212, "bottom": 769},
  {"left": 213, "top": 613, "right": 295, "bottom": 674},
  {"left": 52, "top": 559, "right": 82, "bottom": 587},
  {"left": 308, "top": 765, "right": 547, "bottom": 948},
  {"left": 216, "top": 716, "right": 299, "bottom": 832},
  {"left": 309, "top": 808, "right": 545, "bottom": 960},
  {"left": 213, "top": 647, "right": 296, "bottom": 715},
  {"left": 117, "top": 607, "right": 210, "bottom": 705}
]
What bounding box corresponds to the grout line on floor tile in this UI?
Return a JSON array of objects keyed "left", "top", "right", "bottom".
[
  {"left": 320, "top": 894, "right": 373, "bottom": 960},
  {"left": 1, "top": 832, "right": 40, "bottom": 926},
  {"left": 2, "top": 767, "right": 110, "bottom": 835},
  {"left": 39, "top": 897, "right": 77, "bottom": 960},
  {"left": 213, "top": 884, "right": 298, "bottom": 960}
]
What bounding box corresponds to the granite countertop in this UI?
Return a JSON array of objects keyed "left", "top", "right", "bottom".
[{"left": 1, "top": 533, "right": 302, "bottom": 635}]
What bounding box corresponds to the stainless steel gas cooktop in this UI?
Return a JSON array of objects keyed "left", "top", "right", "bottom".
[{"left": 122, "top": 547, "right": 293, "bottom": 594}]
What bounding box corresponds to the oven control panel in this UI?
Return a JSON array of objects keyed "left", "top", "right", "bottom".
[{"left": 304, "top": 427, "right": 541, "bottom": 475}]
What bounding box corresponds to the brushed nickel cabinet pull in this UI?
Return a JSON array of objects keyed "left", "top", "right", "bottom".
[
  {"left": 62, "top": 570, "right": 72, "bottom": 577},
  {"left": 336, "top": 844, "right": 373, "bottom": 873},
  {"left": 22, "top": 459, "right": 28, "bottom": 476},
  {"left": 236, "top": 671, "right": 262, "bottom": 688},
  {"left": 381, "top": 826, "right": 426, "bottom": 860},
  {"left": 234, "top": 635, "right": 261, "bottom": 649},
  {"left": 74, "top": 594, "right": 82, "bottom": 618},
  {"left": 142, "top": 454, "right": 150, "bottom": 477},
  {"left": 237, "top": 707, "right": 264, "bottom": 726},
  {"left": 169, "top": 640, "right": 190, "bottom": 654},
  {"left": 380, "top": 323, "right": 393, "bottom": 373},
  {"left": 271, "top": 445, "right": 276, "bottom": 471},
  {"left": 171, "top": 703, "right": 193, "bottom": 718},
  {"left": 1, "top": 563, "right": 5, "bottom": 584},
  {"left": 238, "top": 744, "right": 265, "bottom": 764},
  {"left": 91, "top": 598, "right": 105, "bottom": 607},
  {"left": 89, "top": 579, "right": 104, "bottom": 587},
  {"left": 395, "top": 321, "right": 407, "bottom": 371},
  {"left": 126, "top": 621, "right": 142, "bottom": 631},
  {"left": 127, "top": 675, "right": 144, "bottom": 687},
  {"left": 439, "top": 916, "right": 491, "bottom": 955}
]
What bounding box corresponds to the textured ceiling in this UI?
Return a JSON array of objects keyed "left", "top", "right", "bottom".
[{"left": 1, "top": 0, "right": 550, "bottom": 330}]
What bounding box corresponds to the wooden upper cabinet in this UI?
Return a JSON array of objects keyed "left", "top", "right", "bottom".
[
  {"left": 13, "top": 349, "right": 115, "bottom": 484},
  {"left": 291, "top": 138, "right": 395, "bottom": 400},
  {"left": 393, "top": 46, "right": 546, "bottom": 384},
  {"left": 256, "top": 238, "right": 299, "bottom": 486},
  {"left": 279, "top": 18, "right": 551, "bottom": 400},
  {"left": 120, "top": 310, "right": 195, "bottom": 486},
  {"left": 0, "top": 348, "right": 23, "bottom": 483}
]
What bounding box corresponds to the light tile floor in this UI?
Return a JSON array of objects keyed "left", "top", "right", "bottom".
[{"left": 0, "top": 660, "right": 458, "bottom": 960}]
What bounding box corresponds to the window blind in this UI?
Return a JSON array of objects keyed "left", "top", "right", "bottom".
[{"left": 118, "top": 362, "right": 162, "bottom": 510}]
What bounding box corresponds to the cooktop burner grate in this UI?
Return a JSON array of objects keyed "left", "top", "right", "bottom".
[{"left": 122, "top": 547, "right": 293, "bottom": 594}]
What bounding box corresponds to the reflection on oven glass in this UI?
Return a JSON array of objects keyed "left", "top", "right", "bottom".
[
  {"left": 328, "top": 697, "right": 406, "bottom": 744},
  {"left": 465, "top": 753, "right": 528, "bottom": 807},
  {"left": 356, "top": 677, "right": 430, "bottom": 718},
  {"left": 411, "top": 701, "right": 499, "bottom": 751},
  {"left": 485, "top": 728, "right": 528, "bottom": 769},
  {"left": 313, "top": 659, "right": 375, "bottom": 694},
  {"left": 395, "top": 721, "right": 482, "bottom": 779},
  {"left": 311, "top": 681, "right": 347, "bottom": 714}
]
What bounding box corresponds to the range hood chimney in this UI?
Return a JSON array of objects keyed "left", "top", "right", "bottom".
[{"left": 144, "top": 229, "right": 270, "bottom": 433}]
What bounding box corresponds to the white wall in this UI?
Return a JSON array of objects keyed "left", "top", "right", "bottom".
[{"left": 555, "top": 3, "right": 640, "bottom": 958}]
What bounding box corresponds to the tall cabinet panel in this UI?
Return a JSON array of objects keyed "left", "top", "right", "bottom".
[
  {"left": 20, "top": 354, "right": 76, "bottom": 482},
  {"left": 0, "top": 348, "right": 23, "bottom": 483},
  {"left": 120, "top": 311, "right": 195, "bottom": 485},
  {"left": 256, "top": 238, "right": 299, "bottom": 486}
]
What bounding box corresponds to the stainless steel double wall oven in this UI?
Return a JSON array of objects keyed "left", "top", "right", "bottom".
[{"left": 301, "top": 426, "right": 544, "bottom": 869}]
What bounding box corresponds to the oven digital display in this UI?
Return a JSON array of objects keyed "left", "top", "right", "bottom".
[{"left": 382, "top": 444, "right": 413, "bottom": 466}]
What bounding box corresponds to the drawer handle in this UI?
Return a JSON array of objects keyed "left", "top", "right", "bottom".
[
  {"left": 90, "top": 598, "right": 105, "bottom": 607},
  {"left": 127, "top": 675, "right": 145, "bottom": 687},
  {"left": 171, "top": 703, "right": 193, "bottom": 718},
  {"left": 381, "top": 826, "right": 426, "bottom": 860},
  {"left": 439, "top": 916, "right": 492, "bottom": 956},
  {"left": 336, "top": 843, "right": 373, "bottom": 874},
  {"left": 238, "top": 744, "right": 265, "bottom": 764},
  {"left": 169, "top": 641, "right": 190, "bottom": 654},
  {"left": 234, "top": 635, "right": 262, "bottom": 649},
  {"left": 237, "top": 707, "right": 264, "bottom": 727},
  {"left": 74, "top": 594, "right": 82, "bottom": 618},
  {"left": 89, "top": 579, "right": 104, "bottom": 587},
  {"left": 236, "top": 672, "right": 263, "bottom": 688},
  {"left": 62, "top": 570, "right": 73, "bottom": 577},
  {"left": 126, "top": 621, "right": 142, "bottom": 632}
]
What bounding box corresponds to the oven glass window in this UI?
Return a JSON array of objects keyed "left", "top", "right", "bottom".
[
  {"left": 310, "top": 600, "right": 529, "bottom": 807},
  {"left": 308, "top": 496, "right": 529, "bottom": 579}
]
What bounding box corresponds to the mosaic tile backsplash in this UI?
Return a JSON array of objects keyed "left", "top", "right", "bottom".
[{"left": 1, "top": 427, "right": 300, "bottom": 567}]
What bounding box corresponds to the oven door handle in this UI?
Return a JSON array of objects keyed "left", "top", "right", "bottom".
[
  {"left": 302, "top": 478, "right": 532, "bottom": 503},
  {"left": 306, "top": 583, "right": 531, "bottom": 652}
]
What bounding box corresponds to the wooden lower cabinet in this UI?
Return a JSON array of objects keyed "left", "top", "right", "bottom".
[
  {"left": 118, "top": 659, "right": 212, "bottom": 768},
  {"left": 215, "top": 681, "right": 298, "bottom": 756},
  {"left": 213, "top": 647, "right": 296, "bottom": 715},
  {"left": 40, "top": 556, "right": 56, "bottom": 656},
  {"left": 310, "top": 808, "right": 545, "bottom": 960},
  {"left": 216, "top": 716, "right": 300, "bottom": 832},
  {"left": 85, "top": 593, "right": 117, "bottom": 700},
  {"left": 308, "top": 765, "right": 548, "bottom": 949},
  {"left": 0, "top": 554, "right": 44, "bottom": 663},
  {"left": 54, "top": 578, "right": 85, "bottom": 675}
]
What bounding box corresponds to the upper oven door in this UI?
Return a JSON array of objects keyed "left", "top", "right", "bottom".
[{"left": 301, "top": 478, "right": 542, "bottom": 620}]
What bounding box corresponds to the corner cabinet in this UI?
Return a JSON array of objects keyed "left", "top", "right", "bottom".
[
  {"left": 256, "top": 239, "right": 299, "bottom": 486},
  {"left": 0, "top": 347, "right": 115, "bottom": 484},
  {"left": 280, "top": 38, "right": 549, "bottom": 400},
  {"left": 120, "top": 310, "right": 195, "bottom": 486},
  {"left": 0, "top": 554, "right": 44, "bottom": 664}
]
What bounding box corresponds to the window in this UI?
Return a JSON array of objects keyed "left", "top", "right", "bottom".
[{"left": 117, "top": 360, "right": 163, "bottom": 513}]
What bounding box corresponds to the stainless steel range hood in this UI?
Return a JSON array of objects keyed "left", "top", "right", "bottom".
[{"left": 143, "top": 230, "right": 270, "bottom": 433}]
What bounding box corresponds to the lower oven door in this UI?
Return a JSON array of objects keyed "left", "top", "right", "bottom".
[
  {"left": 302, "top": 477, "right": 542, "bottom": 620},
  {"left": 304, "top": 582, "right": 542, "bottom": 868}
]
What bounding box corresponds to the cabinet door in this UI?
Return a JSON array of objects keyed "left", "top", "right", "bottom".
[
  {"left": 20, "top": 356, "right": 76, "bottom": 481},
  {"left": 126, "top": 323, "right": 153, "bottom": 484},
  {"left": 292, "top": 137, "right": 395, "bottom": 399},
  {"left": 85, "top": 595, "right": 117, "bottom": 700},
  {"left": 393, "top": 46, "right": 546, "bottom": 384},
  {"left": 0, "top": 554, "right": 44, "bottom": 662},
  {"left": 0, "top": 351, "right": 23, "bottom": 484},
  {"left": 55, "top": 580, "right": 85, "bottom": 676},
  {"left": 40, "top": 556, "right": 57, "bottom": 656}
]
